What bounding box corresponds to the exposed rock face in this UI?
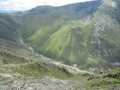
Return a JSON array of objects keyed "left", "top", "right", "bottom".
[
  {"left": 91, "top": 15, "right": 119, "bottom": 57},
  {"left": 103, "top": 72, "right": 120, "bottom": 80},
  {"left": 89, "top": 0, "right": 120, "bottom": 68}
]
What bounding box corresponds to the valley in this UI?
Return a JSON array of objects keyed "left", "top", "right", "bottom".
[
  {"left": 0, "top": 0, "right": 120, "bottom": 89},
  {"left": 0, "top": 48, "right": 120, "bottom": 89}
]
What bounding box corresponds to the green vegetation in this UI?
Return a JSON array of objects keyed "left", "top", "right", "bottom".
[
  {"left": 0, "top": 0, "right": 120, "bottom": 69},
  {"left": 87, "top": 68, "right": 120, "bottom": 88},
  {"left": 0, "top": 0, "right": 120, "bottom": 89},
  {"left": 19, "top": 0, "right": 120, "bottom": 68},
  {"left": 9, "top": 62, "right": 72, "bottom": 79},
  {"left": 0, "top": 13, "right": 20, "bottom": 42},
  {"left": 0, "top": 43, "right": 119, "bottom": 89},
  {"left": 21, "top": 12, "right": 94, "bottom": 66},
  {"left": 0, "top": 49, "right": 32, "bottom": 64},
  {"left": 0, "top": 13, "right": 32, "bottom": 58},
  {"left": 70, "top": 68, "right": 120, "bottom": 89}
]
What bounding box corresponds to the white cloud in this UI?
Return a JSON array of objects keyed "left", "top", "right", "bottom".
[{"left": 0, "top": 0, "right": 93, "bottom": 11}]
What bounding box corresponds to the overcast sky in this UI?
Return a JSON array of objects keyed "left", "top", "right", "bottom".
[{"left": 0, "top": 0, "right": 93, "bottom": 11}]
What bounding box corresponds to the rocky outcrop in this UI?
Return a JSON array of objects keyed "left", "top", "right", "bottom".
[
  {"left": 103, "top": 71, "right": 120, "bottom": 80},
  {"left": 0, "top": 76, "right": 85, "bottom": 90}
]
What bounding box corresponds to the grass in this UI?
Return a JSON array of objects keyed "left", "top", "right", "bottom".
[
  {"left": 89, "top": 77, "right": 120, "bottom": 87},
  {"left": 1, "top": 0, "right": 120, "bottom": 69},
  {"left": 0, "top": 48, "right": 33, "bottom": 64},
  {"left": 0, "top": 48, "right": 119, "bottom": 89},
  {"left": 86, "top": 68, "right": 120, "bottom": 88},
  {"left": 0, "top": 13, "right": 20, "bottom": 42},
  {"left": 105, "top": 68, "right": 120, "bottom": 74},
  {"left": 4, "top": 61, "right": 73, "bottom": 80},
  {"left": 20, "top": 2, "right": 100, "bottom": 67},
  {"left": 21, "top": 0, "right": 118, "bottom": 68}
]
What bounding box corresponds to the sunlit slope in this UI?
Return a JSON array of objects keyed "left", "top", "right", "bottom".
[{"left": 21, "top": 0, "right": 120, "bottom": 68}]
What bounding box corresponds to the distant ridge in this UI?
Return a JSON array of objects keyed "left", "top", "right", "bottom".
[{"left": 0, "top": 10, "right": 25, "bottom": 13}]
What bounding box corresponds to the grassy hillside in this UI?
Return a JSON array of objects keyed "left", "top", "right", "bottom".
[
  {"left": 0, "top": 13, "right": 33, "bottom": 56},
  {"left": 21, "top": 0, "right": 102, "bottom": 67},
  {"left": 20, "top": 0, "right": 120, "bottom": 68},
  {"left": 0, "top": 57, "right": 119, "bottom": 89},
  {"left": 0, "top": 50, "right": 32, "bottom": 64},
  {"left": 0, "top": 0, "right": 120, "bottom": 89},
  {"left": 0, "top": 13, "right": 21, "bottom": 42},
  {"left": 0, "top": 44, "right": 119, "bottom": 89}
]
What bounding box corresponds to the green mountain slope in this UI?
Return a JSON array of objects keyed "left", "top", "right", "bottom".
[
  {"left": 0, "top": 13, "right": 21, "bottom": 42},
  {"left": 0, "top": 0, "right": 120, "bottom": 69},
  {"left": 20, "top": 0, "right": 120, "bottom": 68},
  {"left": 0, "top": 1, "right": 120, "bottom": 88},
  {"left": 0, "top": 13, "right": 32, "bottom": 56}
]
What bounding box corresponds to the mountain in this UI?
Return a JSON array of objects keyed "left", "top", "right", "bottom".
[
  {"left": 0, "top": 0, "right": 120, "bottom": 89},
  {"left": 0, "top": 0, "right": 120, "bottom": 69},
  {"left": 0, "top": 13, "right": 21, "bottom": 41},
  {"left": 0, "top": 10, "right": 25, "bottom": 14},
  {"left": 0, "top": 13, "right": 31, "bottom": 56},
  {"left": 0, "top": 46, "right": 119, "bottom": 89},
  {"left": 20, "top": 0, "right": 120, "bottom": 69}
]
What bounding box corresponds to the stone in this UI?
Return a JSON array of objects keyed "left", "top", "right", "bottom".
[{"left": 73, "top": 64, "right": 77, "bottom": 68}]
